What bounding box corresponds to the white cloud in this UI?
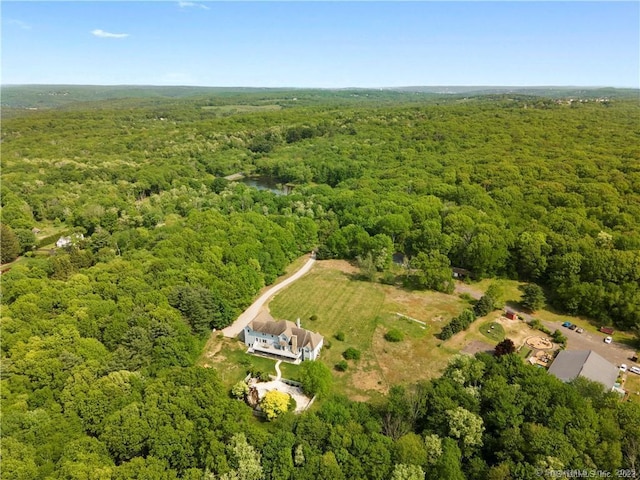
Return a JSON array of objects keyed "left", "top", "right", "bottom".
[
  {"left": 7, "top": 19, "right": 31, "bottom": 30},
  {"left": 91, "top": 29, "right": 129, "bottom": 39},
  {"left": 178, "top": 1, "right": 209, "bottom": 10}
]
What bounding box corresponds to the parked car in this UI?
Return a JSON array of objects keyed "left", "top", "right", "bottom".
[
  {"left": 620, "top": 364, "right": 628, "bottom": 373},
  {"left": 604, "top": 336, "right": 613, "bottom": 344},
  {"left": 569, "top": 324, "right": 578, "bottom": 330},
  {"left": 576, "top": 328, "right": 584, "bottom": 334},
  {"left": 562, "top": 321, "right": 572, "bottom": 328},
  {"left": 629, "top": 366, "right": 640, "bottom": 375}
]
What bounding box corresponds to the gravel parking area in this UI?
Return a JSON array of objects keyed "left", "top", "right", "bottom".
[{"left": 544, "top": 320, "right": 637, "bottom": 369}]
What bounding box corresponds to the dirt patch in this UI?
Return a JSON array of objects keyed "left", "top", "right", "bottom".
[
  {"left": 382, "top": 286, "right": 466, "bottom": 323},
  {"left": 461, "top": 340, "right": 495, "bottom": 356},
  {"left": 526, "top": 336, "right": 554, "bottom": 350},
  {"left": 454, "top": 282, "right": 484, "bottom": 300},
  {"left": 494, "top": 316, "right": 536, "bottom": 348},
  {"left": 199, "top": 336, "right": 225, "bottom": 367},
  {"left": 350, "top": 358, "right": 388, "bottom": 396}
]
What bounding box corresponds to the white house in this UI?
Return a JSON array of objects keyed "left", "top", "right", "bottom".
[
  {"left": 56, "top": 233, "right": 84, "bottom": 248},
  {"left": 243, "top": 311, "right": 324, "bottom": 363}
]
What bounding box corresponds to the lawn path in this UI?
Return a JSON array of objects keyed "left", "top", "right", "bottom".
[{"left": 221, "top": 253, "right": 316, "bottom": 338}]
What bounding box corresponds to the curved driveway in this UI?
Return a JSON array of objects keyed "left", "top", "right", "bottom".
[{"left": 221, "top": 254, "right": 316, "bottom": 338}]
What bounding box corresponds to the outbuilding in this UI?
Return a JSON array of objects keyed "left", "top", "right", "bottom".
[{"left": 548, "top": 350, "right": 619, "bottom": 391}]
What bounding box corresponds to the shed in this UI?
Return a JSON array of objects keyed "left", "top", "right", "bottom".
[
  {"left": 452, "top": 267, "right": 471, "bottom": 279},
  {"left": 505, "top": 309, "right": 518, "bottom": 320}
]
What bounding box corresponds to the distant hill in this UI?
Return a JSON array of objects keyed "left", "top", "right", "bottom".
[
  {"left": 0, "top": 85, "right": 431, "bottom": 109},
  {"left": 390, "top": 85, "right": 639, "bottom": 99},
  {"left": 1, "top": 84, "right": 637, "bottom": 109}
]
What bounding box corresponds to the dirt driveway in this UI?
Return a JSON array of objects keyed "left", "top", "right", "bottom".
[{"left": 543, "top": 320, "right": 637, "bottom": 368}]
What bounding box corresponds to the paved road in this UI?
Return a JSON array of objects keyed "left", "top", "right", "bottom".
[{"left": 221, "top": 254, "right": 316, "bottom": 338}]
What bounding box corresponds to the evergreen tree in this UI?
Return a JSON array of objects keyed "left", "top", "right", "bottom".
[{"left": 1, "top": 224, "right": 20, "bottom": 263}]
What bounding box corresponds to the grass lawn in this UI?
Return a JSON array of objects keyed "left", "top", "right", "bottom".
[
  {"left": 200, "top": 260, "right": 634, "bottom": 402},
  {"left": 479, "top": 321, "right": 506, "bottom": 343},
  {"left": 468, "top": 278, "right": 525, "bottom": 305},
  {"left": 519, "top": 347, "right": 532, "bottom": 358},
  {"left": 266, "top": 260, "right": 468, "bottom": 400},
  {"left": 624, "top": 373, "right": 640, "bottom": 404},
  {"left": 198, "top": 335, "right": 278, "bottom": 387}
]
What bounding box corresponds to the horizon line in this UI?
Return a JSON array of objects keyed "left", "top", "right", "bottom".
[{"left": 2, "top": 83, "right": 639, "bottom": 90}]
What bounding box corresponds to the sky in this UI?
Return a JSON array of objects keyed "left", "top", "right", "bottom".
[{"left": 2, "top": 1, "right": 639, "bottom": 88}]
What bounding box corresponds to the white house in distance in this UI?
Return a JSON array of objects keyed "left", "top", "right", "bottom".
[
  {"left": 243, "top": 311, "right": 324, "bottom": 363},
  {"left": 56, "top": 233, "right": 84, "bottom": 248}
]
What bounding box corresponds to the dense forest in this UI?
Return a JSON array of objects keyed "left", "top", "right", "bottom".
[{"left": 1, "top": 88, "right": 639, "bottom": 479}]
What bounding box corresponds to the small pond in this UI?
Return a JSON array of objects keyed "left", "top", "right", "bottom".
[{"left": 239, "top": 176, "right": 290, "bottom": 196}]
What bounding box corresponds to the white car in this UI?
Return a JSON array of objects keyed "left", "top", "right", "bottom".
[
  {"left": 604, "top": 336, "right": 612, "bottom": 344},
  {"left": 630, "top": 366, "right": 640, "bottom": 375},
  {"left": 620, "top": 364, "right": 627, "bottom": 373}
]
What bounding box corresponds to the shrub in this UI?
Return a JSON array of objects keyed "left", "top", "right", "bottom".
[
  {"left": 231, "top": 381, "right": 249, "bottom": 399},
  {"left": 438, "top": 309, "right": 477, "bottom": 340},
  {"left": 309, "top": 314, "right": 318, "bottom": 321},
  {"left": 528, "top": 318, "right": 551, "bottom": 335},
  {"left": 439, "top": 325, "right": 454, "bottom": 340},
  {"left": 335, "top": 360, "right": 348, "bottom": 372},
  {"left": 334, "top": 331, "right": 345, "bottom": 341},
  {"left": 527, "top": 318, "right": 542, "bottom": 329},
  {"left": 260, "top": 391, "right": 290, "bottom": 420},
  {"left": 248, "top": 367, "right": 270, "bottom": 382},
  {"left": 552, "top": 329, "right": 567, "bottom": 345},
  {"left": 380, "top": 272, "right": 396, "bottom": 285},
  {"left": 458, "top": 293, "right": 474, "bottom": 302},
  {"left": 342, "top": 347, "right": 361, "bottom": 361},
  {"left": 384, "top": 329, "right": 404, "bottom": 342}
]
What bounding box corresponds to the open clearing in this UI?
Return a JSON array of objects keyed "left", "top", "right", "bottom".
[
  {"left": 258, "top": 260, "right": 468, "bottom": 399},
  {"left": 201, "top": 104, "right": 282, "bottom": 115},
  {"left": 201, "top": 261, "right": 637, "bottom": 401},
  {"left": 201, "top": 260, "right": 470, "bottom": 400}
]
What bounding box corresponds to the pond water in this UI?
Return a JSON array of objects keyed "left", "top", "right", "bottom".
[{"left": 239, "top": 176, "right": 289, "bottom": 196}]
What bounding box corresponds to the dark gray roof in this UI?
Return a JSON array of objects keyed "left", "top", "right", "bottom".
[
  {"left": 247, "top": 316, "right": 324, "bottom": 351},
  {"left": 548, "top": 350, "right": 618, "bottom": 390}
]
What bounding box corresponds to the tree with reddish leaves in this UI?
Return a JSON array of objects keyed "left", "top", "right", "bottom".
[{"left": 494, "top": 338, "right": 516, "bottom": 357}]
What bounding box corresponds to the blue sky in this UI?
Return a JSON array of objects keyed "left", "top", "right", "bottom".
[{"left": 2, "top": 1, "right": 639, "bottom": 88}]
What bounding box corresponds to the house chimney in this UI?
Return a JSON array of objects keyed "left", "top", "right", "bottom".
[
  {"left": 296, "top": 317, "right": 301, "bottom": 328},
  {"left": 291, "top": 335, "right": 298, "bottom": 354}
]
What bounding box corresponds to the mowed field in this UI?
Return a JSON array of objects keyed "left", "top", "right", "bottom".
[
  {"left": 200, "top": 260, "right": 633, "bottom": 402},
  {"left": 267, "top": 260, "right": 468, "bottom": 400}
]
